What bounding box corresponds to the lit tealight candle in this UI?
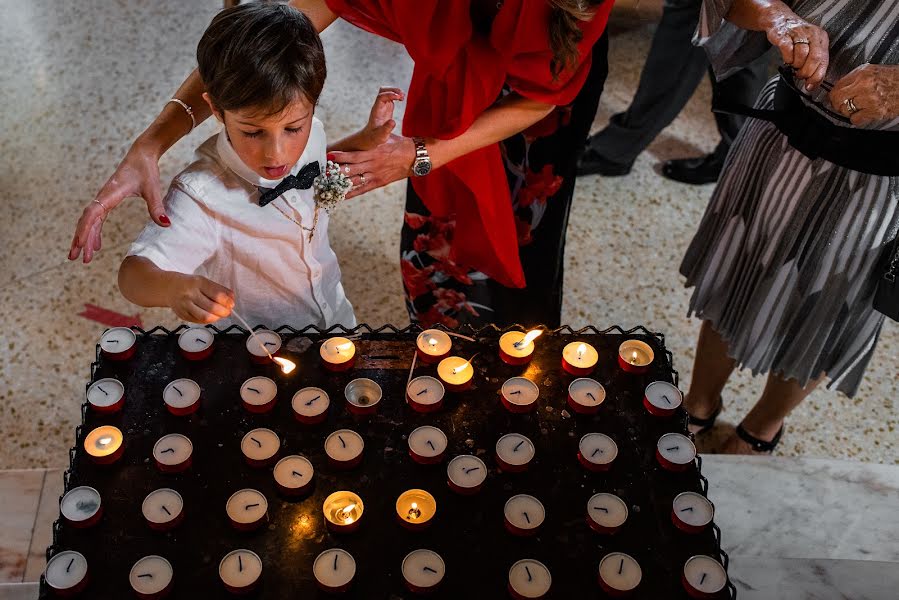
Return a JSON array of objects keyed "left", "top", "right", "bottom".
[
  {"left": 320, "top": 337, "right": 356, "bottom": 372},
  {"left": 226, "top": 489, "right": 268, "bottom": 532},
  {"left": 561, "top": 342, "right": 599, "bottom": 376},
  {"left": 241, "top": 428, "right": 280, "bottom": 468},
  {"left": 500, "top": 377, "right": 540, "bottom": 414},
  {"left": 396, "top": 489, "right": 437, "bottom": 531},
  {"left": 566, "top": 378, "right": 606, "bottom": 415},
  {"left": 239, "top": 376, "right": 277, "bottom": 414},
  {"left": 656, "top": 433, "right": 697, "bottom": 472},
  {"left": 402, "top": 549, "right": 446, "bottom": 594},
  {"left": 291, "top": 387, "right": 330, "bottom": 425},
  {"left": 344, "top": 378, "right": 382, "bottom": 416},
  {"left": 408, "top": 425, "right": 448, "bottom": 465},
  {"left": 495, "top": 433, "right": 535, "bottom": 473},
  {"left": 84, "top": 425, "right": 124, "bottom": 465},
  {"left": 587, "top": 493, "right": 628, "bottom": 535},
  {"left": 313, "top": 548, "right": 356, "bottom": 593},
  {"left": 141, "top": 488, "right": 184, "bottom": 532},
  {"left": 672, "top": 492, "right": 715, "bottom": 534},
  {"left": 325, "top": 429, "right": 364, "bottom": 469},
  {"left": 504, "top": 494, "right": 545, "bottom": 537},
  {"left": 245, "top": 329, "right": 281, "bottom": 364},
  {"left": 416, "top": 329, "right": 452, "bottom": 364},
  {"left": 99, "top": 327, "right": 137, "bottom": 361},
  {"left": 682, "top": 555, "right": 728, "bottom": 599},
  {"left": 508, "top": 559, "right": 551, "bottom": 600},
  {"left": 446, "top": 455, "right": 487, "bottom": 495},
  {"left": 86, "top": 378, "right": 125, "bottom": 414},
  {"left": 498, "top": 329, "right": 542, "bottom": 366},
  {"left": 643, "top": 381, "right": 683, "bottom": 417},
  {"left": 437, "top": 356, "right": 474, "bottom": 392},
  {"left": 60, "top": 486, "right": 102, "bottom": 529},
  {"left": 323, "top": 491, "right": 364, "bottom": 534},
  {"left": 162, "top": 378, "right": 201, "bottom": 416},
  {"left": 219, "top": 550, "right": 262, "bottom": 595},
  {"left": 577, "top": 433, "right": 618, "bottom": 472},
  {"left": 178, "top": 326, "right": 215, "bottom": 361},
  {"left": 273, "top": 455, "right": 314, "bottom": 497},
  {"left": 152, "top": 433, "right": 193, "bottom": 473},
  {"left": 129, "top": 556, "right": 173, "bottom": 600},
  {"left": 598, "top": 552, "right": 642, "bottom": 597},
  {"left": 406, "top": 376, "right": 446, "bottom": 413},
  {"left": 44, "top": 550, "right": 89, "bottom": 596},
  {"left": 618, "top": 340, "right": 654, "bottom": 374}
]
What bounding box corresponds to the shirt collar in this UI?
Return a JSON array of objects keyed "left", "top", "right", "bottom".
[{"left": 216, "top": 129, "right": 312, "bottom": 189}]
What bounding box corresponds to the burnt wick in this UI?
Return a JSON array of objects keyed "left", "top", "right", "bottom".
[
  {"left": 305, "top": 395, "right": 320, "bottom": 406},
  {"left": 195, "top": 337, "right": 205, "bottom": 344},
  {"left": 238, "top": 555, "right": 243, "bottom": 572},
  {"left": 97, "top": 386, "right": 108, "bottom": 396},
  {"left": 513, "top": 440, "right": 525, "bottom": 452},
  {"left": 523, "top": 511, "right": 531, "bottom": 524},
  {"left": 700, "top": 573, "right": 707, "bottom": 585},
  {"left": 464, "top": 467, "right": 480, "bottom": 474},
  {"left": 264, "top": 342, "right": 275, "bottom": 347},
  {"left": 666, "top": 446, "right": 680, "bottom": 451},
  {"left": 161, "top": 505, "right": 171, "bottom": 516},
  {"left": 161, "top": 448, "right": 175, "bottom": 454},
  {"left": 593, "top": 506, "right": 609, "bottom": 513},
  {"left": 251, "top": 437, "right": 262, "bottom": 447},
  {"left": 680, "top": 507, "right": 694, "bottom": 512},
  {"left": 333, "top": 553, "right": 338, "bottom": 570},
  {"left": 172, "top": 385, "right": 183, "bottom": 397},
  {"left": 137, "top": 573, "right": 153, "bottom": 579},
  {"left": 525, "top": 566, "right": 532, "bottom": 582},
  {"left": 423, "top": 566, "right": 437, "bottom": 574},
  {"left": 416, "top": 389, "right": 428, "bottom": 396},
  {"left": 66, "top": 558, "right": 74, "bottom": 573},
  {"left": 245, "top": 503, "right": 260, "bottom": 510},
  {"left": 592, "top": 448, "right": 602, "bottom": 457},
  {"left": 618, "top": 558, "right": 624, "bottom": 575},
  {"left": 292, "top": 470, "right": 303, "bottom": 478},
  {"left": 662, "top": 394, "right": 672, "bottom": 405},
  {"left": 247, "top": 387, "right": 260, "bottom": 394},
  {"left": 587, "top": 392, "right": 596, "bottom": 402},
  {"left": 509, "top": 390, "right": 521, "bottom": 395},
  {"left": 338, "top": 435, "right": 346, "bottom": 448},
  {"left": 427, "top": 440, "right": 435, "bottom": 450}
]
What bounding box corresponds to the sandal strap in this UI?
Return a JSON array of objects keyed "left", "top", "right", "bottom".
[
  {"left": 735, "top": 423, "right": 783, "bottom": 453},
  {"left": 687, "top": 397, "right": 723, "bottom": 431}
]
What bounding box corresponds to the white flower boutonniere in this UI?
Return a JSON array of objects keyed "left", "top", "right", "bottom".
[{"left": 308, "top": 160, "right": 353, "bottom": 241}]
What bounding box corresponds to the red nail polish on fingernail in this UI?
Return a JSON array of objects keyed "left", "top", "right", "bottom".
[
  {"left": 159, "top": 215, "right": 171, "bottom": 225},
  {"left": 326, "top": 153, "right": 336, "bottom": 162}
]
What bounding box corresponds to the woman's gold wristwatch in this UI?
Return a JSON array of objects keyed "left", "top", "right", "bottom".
[{"left": 411, "top": 137, "right": 432, "bottom": 176}]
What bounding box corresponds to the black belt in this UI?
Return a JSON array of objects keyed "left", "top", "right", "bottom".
[{"left": 714, "top": 70, "right": 899, "bottom": 177}]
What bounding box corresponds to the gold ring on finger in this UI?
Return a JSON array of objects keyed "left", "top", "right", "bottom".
[
  {"left": 360, "top": 173, "right": 366, "bottom": 186},
  {"left": 792, "top": 38, "right": 810, "bottom": 45},
  {"left": 846, "top": 97, "right": 860, "bottom": 114}
]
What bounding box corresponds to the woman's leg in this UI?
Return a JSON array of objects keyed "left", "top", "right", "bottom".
[{"left": 684, "top": 320, "right": 736, "bottom": 428}]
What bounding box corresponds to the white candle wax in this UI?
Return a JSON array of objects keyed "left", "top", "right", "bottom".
[
  {"left": 437, "top": 356, "right": 474, "bottom": 387},
  {"left": 504, "top": 495, "right": 545, "bottom": 532},
  {"left": 60, "top": 486, "right": 101, "bottom": 524},
  {"left": 495, "top": 433, "right": 535, "bottom": 468},
  {"left": 313, "top": 548, "right": 356, "bottom": 590},
  {"left": 178, "top": 326, "right": 214, "bottom": 353},
  {"left": 599, "top": 552, "right": 642, "bottom": 593},
  {"left": 292, "top": 387, "right": 330, "bottom": 419},
  {"left": 273, "top": 455, "right": 314, "bottom": 491},
  {"left": 408, "top": 426, "right": 448, "bottom": 460},
  {"left": 407, "top": 376, "right": 445, "bottom": 409},
  {"left": 402, "top": 549, "right": 445, "bottom": 589},
  {"left": 562, "top": 341, "right": 599, "bottom": 369},
  {"left": 86, "top": 378, "right": 124, "bottom": 411},
  {"left": 245, "top": 329, "right": 281, "bottom": 357},
  {"left": 588, "top": 493, "right": 628, "bottom": 529},
  {"left": 447, "top": 455, "right": 487, "bottom": 490},
  {"left": 142, "top": 488, "right": 184, "bottom": 527},
  {"left": 320, "top": 337, "right": 355, "bottom": 364},
  {"left": 226, "top": 489, "right": 268, "bottom": 526},
  {"left": 567, "top": 378, "right": 606, "bottom": 408},
  {"left": 219, "top": 550, "right": 262, "bottom": 590},
  {"left": 45, "top": 550, "right": 88, "bottom": 592},
  {"left": 508, "top": 559, "right": 551, "bottom": 598},
  {"left": 417, "top": 329, "right": 451, "bottom": 357},
  {"left": 501, "top": 377, "right": 540, "bottom": 409},
  {"left": 163, "top": 379, "right": 201, "bottom": 411},
  {"left": 673, "top": 492, "right": 714, "bottom": 528},
  {"left": 325, "top": 429, "right": 364, "bottom": 463},
  {"left": 129, "top": 555, "right": 173, "bottom": 596},
  {"left": 99, "top": 327, "right": 136, "bottom": 353},
  {"left": 153, "top": 434, "right": 192, "bottom": 469},
  {"left": 683, "top": 555, "right": 727, "bottom": 595},
  {"left": 241, "top": 428, "right": 280, "bottom": 463},
  {"left": 240, "top": 376, "right": 277, "bottom": 408},
  {"left": 657, "top": 433, "right": 696, "bottom": 466},
  {"left": 579, "top": 433, "right": 619, "bottom": 467},
  {"left": 645, "top": 381, "right": 683, "bottom": 411}
]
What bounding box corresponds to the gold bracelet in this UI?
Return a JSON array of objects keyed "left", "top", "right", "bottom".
[{"left": 166, "top": 98, "right": 195, "bottom": 131}]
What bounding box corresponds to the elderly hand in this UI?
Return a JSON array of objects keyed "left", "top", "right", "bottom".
[
  {"left": 766, "top": 13, "right": 830, "bottom": 90},
  {"left": 329, "top": 134, "right": 417, "bottom": 200},
  {"left": 829, "top": 64, "right": 899, "bottom": 127}
]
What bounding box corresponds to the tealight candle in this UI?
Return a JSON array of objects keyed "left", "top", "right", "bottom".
[
  {"left": 396, "top": 489, "right": 437, "bottom": 531},
  {"left": 291, "top": 387, "right": 330, "bottom": 424},
  {"left": 406, "top": 376, "right": 446, "bottom": 413},
  {"left": 577, "top": 433, "right": 618, "bottom": 472},
  {"left": 618, "top": 339, "right": 654, "bottom": 374},
  {"left": 323, "top": 491, "right": 364, "bottom": 534},
  {"left": 226, "top": 489, "right": 268, "bottom": 532},
  {"left": 60, "top": 486, "right": 102, "bottom": 529},
  {"left": 141, "top": 488, "right": 184, "bottom": 532},
  {"left": 84, "top": 425, "right": 124, "bottom": 465},
  {"left": 239, "top": 376, "right": 277, "bottom": 414},
  {"left": 503, "top": 494, "right": 545, "bottom": 536},
  {"left": 344, "top": 378, "right": 382, "bottom": 416},
  {"left": 325, "top": 429, "right": 364, "bottom": 469},
  {"left": 162, "top": 378, "right": 201, "bottom": 416},
  {"left": 402, "top": 549, "right": 446, "bottom": 594},
  {"left": 99, "top": 327, "right": 137, "bottom": 361},
  {"left": 500, "top": 377, "right": 539, "bottom": 414},
  {"left": 241, "top": 428, "right": 280, "bottom": 468},
  {"left": 561, "top": 341, "right": 599, "bottom": 376},
  {"left": 682, "top": 555, "right": 728, "bottom": 599},
  {"left": 313, "top": 548, "right": 356, "bottom": 593},
  {"left": 320, "top": 337, "right": 356, "bottom": 372},
  {"left": 45, "top": 550, "right": 89, "bottom": 597},
  {"left": 446, "top": 455, "right": 487, "bottom": 495},
  {"left": 152, "top": 433, "right": 193, "bottom": 473},
  {"left": 416, "top": 329, "right": 452, "bottom": 364},
  {"left": 437, "top": 356, "right": 474, "bottom": 392},
  {"left": 245, "top": 329, "right": 281, "bottom": 364},
  {"left": 408, "top": 425, "right": 448, "bottom": 465},
  {"left": 219, "top": 550, "right": 262, "bottom": 595},
  {"left": 498, "top": 329, "right": 542, "bottom": 366},
  {"left": 598, "top": 552, "right": 642, "bottom": 597},
  {"left": 643, "top": 381, "right": 683, "bottom": 417},
  {"left": 508, "top": 559, "right": 551, "bottom": 600},
  {"left": 129, "top": 555, "right": 173, "bottom": 600},
  {"left": 656, "top": 433, "right": 697, "bottom": 472},
  {"left": 566, "top": 378, "right": 606, "bottom": 415},
  {"left": 178, "top": 326, "right": 215, "bottom": 361},
  {"left": 495, "top": 433, "right": 535, "bottom": 473},
  {"left": 86, "top": 378, "right": 125, "bottom": 414},
  {"left": 273, "top": 455, "right": 314, "bottom": 497},
  {"left": 672, "top": 492, "right": 715, "bottom": 534},
  {"left": 587, "top": 493, "right": 628, "bottom": 534}
]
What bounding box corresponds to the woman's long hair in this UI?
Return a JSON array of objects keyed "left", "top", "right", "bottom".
[{"left": 548, "top": 0, "right": 605, "bottom": 78}]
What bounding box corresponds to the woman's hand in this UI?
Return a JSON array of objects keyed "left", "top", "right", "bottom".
[
  {"left": 829, "top": 64, "right": 899, "bottom": 126},
  {"left": 765, "top": 12, "right": 830, "bottom": 90},
  {"left": 329, "top": 134, "right": 417, "bottom": 200}
]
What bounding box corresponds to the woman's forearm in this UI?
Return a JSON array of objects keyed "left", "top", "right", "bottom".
[
  {"left": 725, "top": 0, "right": 794, "bottom": 32},
  {"left": 288, "top": 0, "right": 338, "bottom": 31},
  {"left": 138, "top": 69, "right": 209, "bottom": 158}
]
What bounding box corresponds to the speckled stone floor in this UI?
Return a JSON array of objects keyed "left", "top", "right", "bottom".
[{"left": 0, "top": 1, "right": 895, "bottom": 468}]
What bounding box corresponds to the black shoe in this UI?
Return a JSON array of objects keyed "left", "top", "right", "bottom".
[
  {"left": 576, "top": 147, "right": 633, "bottom": 177},
  {"left": 661, "top": 152, "right": 725, "bottom": 184}
]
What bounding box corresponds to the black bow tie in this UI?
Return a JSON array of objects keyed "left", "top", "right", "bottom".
[{"left": 257, "top": 161, "right": 321, "bottom": 206}]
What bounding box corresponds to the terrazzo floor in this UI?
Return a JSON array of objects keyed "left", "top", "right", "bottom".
[{"left": 0, "top": 0, "right": 895, "bottom": 469}]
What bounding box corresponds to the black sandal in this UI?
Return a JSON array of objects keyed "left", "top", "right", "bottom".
[
  {"left": 686, "top": 396, "right": 723, "bottom": 435},
  {"left": 735, "top": 423, "right": 784, "bottom": 454}
]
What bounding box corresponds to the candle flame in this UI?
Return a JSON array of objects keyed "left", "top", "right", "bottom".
[
  {"left": 577, "top": 343, "right": 587, "bottom": 359},
  {"left": 428, "top": 337, "right": 438, "bottom": 347},
  {"left": 522, "top": 329, "right": 542, "bottom": 346},
  {"left": 411, "top": 502, "right": 418, "bottom": 510},
  {"left": 336, "top": 342, "right": 353, "bottom": 353},
  {"left": 273, "top": 357, "right": 296, "bottom": 374},
  {"left": 98, "top": 436, "right": 112, "bottom": 446},
  {"left": 630, "top": 351, "right": 638, "bottom": 365},
  {"left": 452, "top": 360, "right": 471, "bottom": 375},
  {"left": 341, "top": 503, "right": 357, "bottom": 523}
]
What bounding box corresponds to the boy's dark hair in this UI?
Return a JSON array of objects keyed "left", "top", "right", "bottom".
[{"left": 197, "top": 2, "right": 326, "bottom": 116}]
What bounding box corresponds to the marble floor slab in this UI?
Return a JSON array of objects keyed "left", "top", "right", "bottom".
[
  {"left": 729, "top": 557, "right": 897, "bottom": 600},
  {"left": 0, "top": 471, "right": 45, "bottom": 583}
]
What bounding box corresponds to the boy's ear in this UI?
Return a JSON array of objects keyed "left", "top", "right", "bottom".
[{"left": 203, "top": 93, "right": 224, "bottom": 123}]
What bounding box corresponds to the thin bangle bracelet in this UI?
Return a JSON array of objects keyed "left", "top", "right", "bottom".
[{"left": 166, "top": 98, "right": 195, "bottom": 132}]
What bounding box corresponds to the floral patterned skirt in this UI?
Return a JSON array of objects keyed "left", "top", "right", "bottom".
[{"left": 400, "top": 35, "right": 609, "bottom": 329}]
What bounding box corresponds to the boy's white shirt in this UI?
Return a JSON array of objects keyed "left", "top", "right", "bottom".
[{"left": 127, "top": 116, "right": 356, "bottom": 330}]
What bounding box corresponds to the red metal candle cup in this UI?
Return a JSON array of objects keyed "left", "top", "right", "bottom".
[
  {"left": 395, "top": 489, "right": 436, "bottom": 532},
  {"left": 500, "top": 377, "right": 539, "bottom": 414},
  {"left": 291, "top": 387, "right": 329, "bottom": 425},
  {"left": 162, "top": 379, "right": 201, "bottom": 416},
  {"left": 508, "top": 560, "right": 551, "bottom": 600},
  {"left": 618, "top": 340, "right": 654, "bottom": 374},
  {"left": 86, "top": 378, "right": 125, "bottom": 415},
  {"left": 178, "top": 327, "right": 215, "bottom": 361},
  {"left": 587, "top": 493, "right": 628, "bottom": 535},
  {"left": 84, "top": 426, "right": 124, "bottom": 465},
  {"left": 313, "top": 549, "right": 355, "bottom": 593},
  {"left": 495, "top": 433, "right": 535, "bottom": 473},
  {"left": 323, "top": 491, "right": 364, "bottom": 534},
  {"left": 320, "top": 337, "right": 356, "bottom": 372},
  {"left": 129, "top": 556, "right": 173, "bottom": 600},
  {"left": 273, "top": 455, "right": 314, "bottom": 497},
  {"left": 219, "top": 550, "right": 262, "bottom": 595},
  {"left": 503, "top": 495, "right": 545, "bottom": 537},
  {"left": 406, "top": 376, "right": 445, "bottom": 413},
  {"left": 142, "top": 489, "right": 184, "bottom": 532},
  {"left": 498, "top": 330, "right": 538, "bottom": 366},
  {"left": 671, "top": 492, "right": 715, "bottom": 534},
  {"left": 241, "top": 428, "right": 280, "bottom": 469},
  {"left": 226, "top": 489, "right": 268, "bottom": 532},
  {"left": 656, "top": 433, "right": 696, "bottom": 472},
  {"left": 153, "top": 434, "right": 193, "bottom": 474},
  {"left": 577, "top": 433, "right": 618, "bottom": 472},
  {"left": 598, "top": 553, "right": 642, "bottom": 598},
  {"left": 561, "top": 341, "right": 599, "bottom": 377},
  {"left": 402, "top": 550, "right": 445, "bottom": 594},
  {"left": 566, "top": 378, "right": 605, "bottom": 415},
  {"left": 643, "top": 381, "right": 683, "bottom": 418},
  {"left": 344, "top": 378, "right": 382, "bottom": 416},
  {"left": 99, "top": 327, "right": 137, "bottom": 361},
  {"left": 682, "top": 556, "right": 728, "bottom": 599},
  {"left": 245, "top": 329, "right": 281, "bottom": 364},
  {"left": 45, "top": 551, "right": 89, "bottom": 598},
  {"left": 60, "top": 487, "right": 102, "bottom": 529},
  {"left": 239, "top": 376, "right": 277, "bottom": 414},
  {"left": 446, "top": 455, "right": 487, "bottom": 495},
  {"left": 437, "top": 356, "right": 474, "bottom": 393},
  {"left": 408, "top": 426, "right": 448, "bottom": 465},
  {"left": 325, "top": 429, "right": 364, "bottom": 470},
  {"left": 416, "top": 329, "right": 452, "bottom": 365}
]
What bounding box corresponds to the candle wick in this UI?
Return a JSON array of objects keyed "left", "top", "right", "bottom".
[
  {"left": 700, "top": 573, "right": 707, "bottom": 585},
  {"left": 195, "top": 337, "right": 205, "bottom": 344},
  {"left": 251, "top": 437, "right": 262, "bottom": 447},
  {"left": 161, "top": 448, "right": 175, "bottom": 454},
  {"left": 66, "top": 558, "right": 74, "bottom": 573},
  {"left": 338, "top": 435, "right": 346, "bottom": 448},
  {"left": 423, "top": 566, "right": 437, "bottom": 574},
  {"left": 305, "top": 395, "right": 320, "bottom": 406},
  {"left": 172, "top": 385, "right": 183, "bottom": 397},
  {"left": 525, "top": 566, "right": 532, "bottom": 582},
  {"left": 292, "top": 470, "right": 303, "bottom": 478},
  {"left": 162, "top": 505, "right": 171, "bottom": 516},
  {"left": 137, "top": 573, "right": 153, "bottom": 579},
  {"left": 333, "top": 553, "right": 339, "bottom": 571},
  {"left": 464, "top": 467, "right": 480, "bottom": 474},
  {"left": 513, "top": 440, "right": 525, "bottom": 452},
  {"left": 593, "top": 506, "right": 609, "bottom": 513},
  {"left": 666, "top": 446, "right": 680, "bottom": 451},
  {"left": 618, "top": 559, "right": 624, "bottom": 575},
  {"left": 247, "top": 387, "right": 260, "bottom": 394},
  {"left": 416, "top": 389, "right": 428, "bottom": 396},
  {"left": 238, "top": 555, "right": 243, "bottom": 572},
  {"left": 591, "top": 448, "right": 602, "bottom": 457},
  {"left": 509, "top": 390, "right": 521, "bottom": 395},
  {"left": 97, "top": 386, "right": 108, "bottom": 396},
  {"left": 662, "top": 394, "right": 672, "bottom": 405},
  {"left": 587, "top": 392, "right": 596, "bottom": 401},
  {"left": 108, "top": 339, "right": 119, "bottom": 344},
  {"left": 680, "top": 507, "right": 694, "bottom": 512},
  {"left": 427, "top": 440, "right": 435, "bottom": 450},
  {"left": 264, "top": 341, "right": 275, "bottom": 347},
  {"left": 245, "top": 503, "right": 260, "bottom": 510},
  {"left": 523, "top": 511, "right": 530, "bottom": 524}
]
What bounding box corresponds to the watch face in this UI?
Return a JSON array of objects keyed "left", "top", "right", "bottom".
[{"left": 413, "top": 160, "right": 432, "bottom": 176}]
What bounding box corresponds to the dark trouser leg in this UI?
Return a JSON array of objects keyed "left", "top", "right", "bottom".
[{"left": 709, "top": 51, "right": 771, "bottom": 158}]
